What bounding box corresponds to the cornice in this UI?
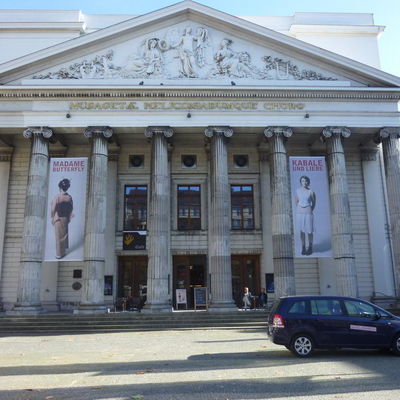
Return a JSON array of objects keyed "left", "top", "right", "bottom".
[
  {"left": 0, "top": 89, "right": 399, "bottom": 100},
  {"left": 0, "top": 22, "right": 86, "bottom": 33}
]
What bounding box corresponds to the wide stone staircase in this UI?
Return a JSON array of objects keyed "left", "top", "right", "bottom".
[{"left": 0, "top": 311, "right": 268, "bottom": 335}]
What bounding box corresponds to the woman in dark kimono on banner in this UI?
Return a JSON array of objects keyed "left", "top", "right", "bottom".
[{"left": 51, "top": 179, "right": 74, "bottom": 259}]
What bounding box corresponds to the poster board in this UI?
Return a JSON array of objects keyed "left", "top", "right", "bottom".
[
  {"left": 194, "top": 287, "right": 208, "bottom": 311},
  {"left": 176, "top": 289, "right": 187, "bottom": 309}
]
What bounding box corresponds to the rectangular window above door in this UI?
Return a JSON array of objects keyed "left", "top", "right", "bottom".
[
  {"left": 124, "top": 186, "right": 147, "bottom": 231},
  {"left": 178, "top": 185, "right": 201, "bottom": 230}
]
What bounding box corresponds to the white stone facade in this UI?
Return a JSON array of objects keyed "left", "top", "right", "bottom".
[{"left": 0, "top": 1, "right": 399, "bottom": 313}]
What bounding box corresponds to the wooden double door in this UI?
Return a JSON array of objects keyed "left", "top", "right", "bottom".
[
  {"left": 118, "top": 257, "right": 148, "bottom": 302},
  {"left": 173, "top": 256, "right": 206, "bottom": 309},
  {"left": 231, "top": 255, "right": 260, "bottom": 308}
]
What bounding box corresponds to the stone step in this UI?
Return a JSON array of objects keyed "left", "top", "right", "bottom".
[
  {"left": 0, "top": 311, "right": 268, "bottom": 333},
  {"left": 0, "top": 322, "right": 266, "bottom": 333}
]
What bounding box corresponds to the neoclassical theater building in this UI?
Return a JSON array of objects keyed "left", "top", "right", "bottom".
[{"left": 0, "top": 1, "right": 400, "bottom": 314}]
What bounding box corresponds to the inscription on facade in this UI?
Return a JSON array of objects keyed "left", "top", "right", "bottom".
[{"left": 69, "top": 101, "right": 305, "bottom": 111}]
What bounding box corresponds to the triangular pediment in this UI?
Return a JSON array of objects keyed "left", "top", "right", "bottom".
[{"left": 1, "top": 0, "right": 399, "bottom": 88}]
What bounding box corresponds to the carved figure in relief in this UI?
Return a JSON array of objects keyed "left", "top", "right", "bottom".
[
  {"left": 170, "top": 27, "right": 198, "bottom": 78},
  {"left": 97, "top": 50, "right": 121, "bottom": 78},
  {"left": 195, "top": 27, "right": 212, "bottom": 67},
  {"left": 211, "top": 38, "right": 264, "bottom": 79},
  {"left": 122, "top": 38, "right": 164, "bottom": 78}
]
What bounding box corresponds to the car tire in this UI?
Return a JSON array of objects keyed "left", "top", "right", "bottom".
[
  {"left": 290, "top": 334, "right": 315, "bottom": 357},
  {"left": 392, "top": 334, "right": 400, "bottom": 356}
]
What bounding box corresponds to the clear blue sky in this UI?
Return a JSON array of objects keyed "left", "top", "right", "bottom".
[{"left": 1, "top": 0, "right": 399, "bottom": 77}]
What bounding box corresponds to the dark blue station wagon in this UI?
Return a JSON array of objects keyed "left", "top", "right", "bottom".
[{"left": 267, "top": 296, "right": 400, "bottom": 357}]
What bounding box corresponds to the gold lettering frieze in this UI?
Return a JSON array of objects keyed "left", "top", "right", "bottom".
[{"left": 69, "top": 101, "right": 305, "bottom": 111}]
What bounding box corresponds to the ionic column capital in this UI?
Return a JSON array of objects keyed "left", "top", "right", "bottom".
[
  {"left": 322, "top": 126, "right": 351, "bottom": 139},
  {"left": 144, "top": 126, "right": 173, "bottom": 138},
  {"left": 263, "top": 126, "right": 292, "bottom": 139},
  {"left": 23, "top": 127, "right": 53, "bottom": 140},
  {"left": 374, "top": 127, "right": 400, "bottom": 143},
  {"left": 204, "top": 126, "right": 233, "bottom": 138},
  {"left": 84, "top": 126, "right": 114, "bottom": 139}
]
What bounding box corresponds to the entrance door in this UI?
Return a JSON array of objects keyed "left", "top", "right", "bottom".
[
  {"left": 173, "top": 256, "right": 206, "bottom": 309},
  {"left": 118, "top": 257, "right": 148, "bottom": 306},
  {"left": 231, "top": 255, "right": 260, "bottom": 308}
]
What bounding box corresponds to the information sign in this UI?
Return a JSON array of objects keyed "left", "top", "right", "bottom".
[{"left": 194, "top": 287, "right": 208, "bottom": 311}]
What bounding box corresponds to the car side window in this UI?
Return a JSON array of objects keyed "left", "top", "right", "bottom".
[
  {"left": 344, "top": 300, "right": 375, "bottom": 318},
  {"left": 311, "top": 299, "right": 343, "bottom": 316},
  {"left": 288, "top": 301, "right": 307, "bottom": 314},
  {"left": 377, "top": 309, "right": 393, "bottom": 320}
]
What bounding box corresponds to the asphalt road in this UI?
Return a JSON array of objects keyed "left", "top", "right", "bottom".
[{"left": 0, "top": 328, "right": 399, "bottom": 400}]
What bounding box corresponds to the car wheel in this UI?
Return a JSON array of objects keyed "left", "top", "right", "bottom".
[
  {"left": 290, "top": 334, "right": 315, "bottom": 357},
  {"left": 393, "top": 334, "right": 400, "bottom": 356}
]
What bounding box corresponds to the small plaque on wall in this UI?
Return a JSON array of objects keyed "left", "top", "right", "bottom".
[
  {"left": 123, "top": 231, "right": 146, "bottom": 250},
  {"left": 104, "top": 275, "right": 113, "bottom": 296}
]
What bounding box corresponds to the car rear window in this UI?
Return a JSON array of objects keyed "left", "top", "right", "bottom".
[
  {"left": 288, "top": 300, "right": 307, "bottom": 314},
  {"left": 311, "top": 299, "right": 343, "bottom": 316},
  {"left": 269, "top": 299, "right": 282, "bottom": 316}
]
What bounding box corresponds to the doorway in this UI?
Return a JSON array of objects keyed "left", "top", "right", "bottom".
[
  {"left": 118, "top": 257, "right": 148, "bottom": 307},
  {"left": 231, "top": 255, "right": 260, "bottom": 308},
  {"left": 173, "top": 255, "right": 206, "bottom": 309}
]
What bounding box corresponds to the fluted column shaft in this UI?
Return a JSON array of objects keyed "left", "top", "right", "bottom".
[
  {"left": 323, "top": 127, "right": 358, "bottom": 297},
  {"left": 265, "top": 127, "right": 295, "bottom": 298},
  {"left": 78, "top": 127, "right": 113, "bottom": 313},
  {"left": 379, "top": 127, "right": 400, "bottom": 296},
  {"left": 206, "top": 127, "right": 236, "bottom": 311},
  {"left": 143, "top": 127, "right": 173, "bottom": 313},
  {"left": 12, "top": 128, "right": 53, "bottom": 314}
]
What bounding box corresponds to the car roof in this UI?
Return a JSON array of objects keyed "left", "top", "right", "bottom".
[{"left": 278, "top": 295, "right": 368, "bottom": 301}]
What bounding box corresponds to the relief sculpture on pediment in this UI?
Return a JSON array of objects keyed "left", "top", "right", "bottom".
[{"left": 32, "top": 27, "right": 336, "bottom": 81}]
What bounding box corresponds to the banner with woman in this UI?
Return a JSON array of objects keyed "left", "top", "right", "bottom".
[
  {"left": 289, "top": 157, "right": 332, "bottom": 258},
  {"left": 44, "top": 158, "right": 88, "bottom": 261}
]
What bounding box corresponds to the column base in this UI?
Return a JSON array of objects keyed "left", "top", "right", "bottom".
[
  {"left": 141, "top": 301, "right": 173, "bottom": 313},
  {"left": 41, "top": 301, "right": 60, "bottom": 312},
  {"left": 7, "top": 302, "right": 43, "bottom": 315},
  {"left": 76, "top": 302, "right": 107, "bottom": 314},
  {"left": 208, "top": 301, "right": 238, "bottom": 313}
]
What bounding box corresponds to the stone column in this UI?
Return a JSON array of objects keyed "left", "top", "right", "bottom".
[
  {"left": 360, "top": 146, "right": 396, "bottom": 301},
  {"left": 205, "top": 126, "right": 236, "bottom": 312},
  {"left": 322, "top": 127, "right": 358, "bottom": 297},
  {"left": 11, "top": 127, "right": 53, "bottom": 314},
  {"left": 77, "top": 127, "right": 113, "bottom": 314},
  {"left": 376, "top": 127, "right": 400, "bottom": 297},
  {"left": 142, "top": 127, "right": 173, "bottom": 313},
  {"left": 264, "top": 127, "right": 295, "bottom": 298}
]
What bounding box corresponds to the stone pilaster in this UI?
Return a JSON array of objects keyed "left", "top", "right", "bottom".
[
  {"left": 322, "top": 127, "right": 358, "bottom": 297},
  {"left": 11, "top": 127, "right": 53, "bottom": 314},
  {"left": 264, "top": 127, "right": 295, "bottom": 298},
  {"left": 77, "top": 127, "right": 113, "bottom": 314},
  {"left": 142, "top": 127, "right": 173, "bottom": 313},
  {"left": 375, "top": 127, "right": 400, "bottom": 297},
  {"left": 205, "top": 126, "right": 236, "bottom": 312},
  {"left": 0, "top": 148, "right": 13, "bottom": 311},
  {"left": 258, "top": 148, "right": 274, "bottom": 295}
]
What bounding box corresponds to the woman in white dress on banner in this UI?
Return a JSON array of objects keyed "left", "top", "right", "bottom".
[{"left": 295, "top": 176, "right": 316, "bottom": 255}]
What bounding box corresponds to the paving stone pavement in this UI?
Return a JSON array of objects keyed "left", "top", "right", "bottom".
[{"left": 0, "top": 328, "right": 400, "bottom": 400}]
